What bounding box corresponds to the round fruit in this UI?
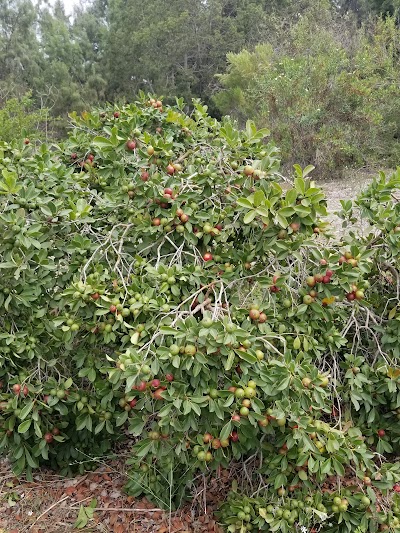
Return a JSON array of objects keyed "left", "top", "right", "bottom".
[
  {"left": 197, "top": 451, "right": 206, "bottom": 461},
  {"left": 377, "top": 428, "right": 386, "bottom": 437},
  {"left": 184, "top": 345, "right": 197, "bottom": 356},
  {"left": 203, "top": 253, "right": 213, "bottom": 261},
  {"left": 249, "top": 308, "right": 260, "bottom": 320},
  {"left": 306, "top": 276, "right": 316, "bottom": 287},
  {"left": 44, "top": 432, "right": 54, "bottom": 444},
  {"left": 230, "top": 431, "right": 239, "bottom": 442},
  {"left": 126, "top": 139, "right": 136, "bottom": 151},
  {"left": 258, "top": 312, "right": 267, "bottom": 323},
  {"left": 244, "top": 387, "right": 256, "bottom": 398},
  {"left": 170, "top": 344, "right": 180, "bottom": 355},
  {"left": 153, "top": 388, "right": 164, "bottom": 400}
]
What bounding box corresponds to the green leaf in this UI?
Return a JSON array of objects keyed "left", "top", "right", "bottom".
[
  {"left": 128, "top": 417, "right": 146, "bottom": 436},
  {"left": 236, "top": 197, "right": 253, "bottom": 209},
  {"left": 18, "top": 419, "right": 32, "bottom": 434},
  {"left": 236, "top": 350, "right": 257, "bottom": 363},
  {"left": 243, "top": 210, "right": 257, "bottom": 224},
  {"left": 115, "top": 411, "right": 129, "bottom": 427},
  {"left": 220, "top": 421, "right": 232, "bottom": 441},
  {"left": 253, "top": 190, "right": 265, "bottom": 207},
  {"left": 302, "top": 165, "right": 315, "bottom": 177},
  {"left": 19, "top": 401, "right": 34, "bottom": 421},
  {"left": 159, "top": 326, "right": 177, "bottom": 335}
]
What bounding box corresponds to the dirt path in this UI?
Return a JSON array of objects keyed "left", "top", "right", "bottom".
[{"left": 320, "top": 171, "right": 373, "bottom": 214}]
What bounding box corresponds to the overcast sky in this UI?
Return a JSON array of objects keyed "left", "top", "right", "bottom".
[{"left": 61, "top": 0, "right": 80, "bottom": 15}]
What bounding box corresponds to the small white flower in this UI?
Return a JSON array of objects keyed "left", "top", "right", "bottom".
[{"left": 300, "top": 526, "right": 308, "bottom": 533}]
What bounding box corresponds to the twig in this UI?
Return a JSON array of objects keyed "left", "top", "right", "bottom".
[{"left": 26, "top": 495, "right": 70, "bottom": 530}]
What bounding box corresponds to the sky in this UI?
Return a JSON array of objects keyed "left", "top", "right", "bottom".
[{"left": 62, "top": 0, "right": 80, "bottom": 15}]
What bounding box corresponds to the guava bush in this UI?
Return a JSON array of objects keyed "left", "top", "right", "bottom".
[{"left": 0, "top": 95, "right": 399, "bottom": 531}]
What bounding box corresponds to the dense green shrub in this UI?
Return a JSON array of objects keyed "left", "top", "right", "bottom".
[
  {"left": 0, "top": 93, "right": 47, "bottom": 143},
  {"left": 214, "top": 13, "right": 400, "bottom": 178},
  {"left": 0, "top": 97, "right": 399, "bottom": 531}
]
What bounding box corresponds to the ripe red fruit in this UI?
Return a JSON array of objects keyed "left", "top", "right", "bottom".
[
  {"left": 126, "top": 140, "right": 136, "bottom": 151},
  {"left": 88, "top": 153, "right": 94, "bottom": 162},
  {"left": 320, "top": 258, "right": 327, "bottom": 266},
  {"left": 22, "top": 385, "right": 29, "bottom": 397},
  {"left": 165, "top": 374, "right": 174, "bottom": 382},
  {"left": 137, "top": 381, "right": 147, "bottom": 392},
  {"left": 290, "top": 222, "right": 300, "bottom": 232},
  {"left": 322, "top": 275, "right": 331, "bottom": 284},
  {"left": 176, "top": 208, "right": 184, "bottom": 218},
  {"left": 109, "top": 304, "right": 117, "bottom": 313},
  {"left": 203, "top": 432, "right": 213, "bottom": 444},
  {"left": 43, "top": 395, "right": 49, "bottom": 404},
  {"left": 338, "top": 256, "right": 346, "bottom": 265},
  {"left": 211, "top": 438, "right": 221, "bottom": 449},
  {"left": 326, "top": 269, "right": 333, "bottom": 278},
  {"left": 315, "top": 273, "right": 324, "bottom": 283},
  {"left": 258, "top": 312, "right": 267, "bottom": 323},
  {"left": 113, "top": 111, "right": 120, "bottom": 118},
  {"left": 346, "top": 292, "right": 356, "bottom": 301},
  {"left": 166, "top": 164, "right": 175, "bottom": 175},
  {"left": 52, "top": 427, "right": 60, "bottom": 436},
  {"left": 91, "top": 293, "right": 100, "bottom": 300},
  {"left": 203, "top": 253, "right": 213, "bottom": 262},
  {"left": 71, "top": 152, "right": 77, "bottom": 159},
  {"left": 215, "top": 224, "right": 223, "bottom": 231},
  {"left": 44, "top": 433, "right": 54, "bottom": 443},
  {"left": 140, "top": 171, "right": 149, "bottom": 181},
  {"left": 24, "top": 138, "right": 30, "bottom": 145},
  {"left": 152, "top": 218, "right": 161, "bottom": 226},
  {"left": 377, "top": 429, "right": 386, "bottom": 437},
  {"left": 232, "top": 414, "right": 241, "bottom": 422},
  {"left": 180, "top": 213, "right": 189, "bottom": 223},
  {"left": 230, "top": 431, "right": 239, "bottom": 442},
  {"left": 151, "top": 379, "right": 161, "bottom": 388},
  {"left": 153, "top": 388, "right": 164, "bottom": 400},
  {"left": 164, "top": 188, "right": 173, "bottom": 195},
  {"left": 12, "top": 384, "right": 21, "bottom": 395},
  {"left": 129, "top": 399, "right": 137, "bottom": 408},
  {"left": 272, "top": 274, "right": 280, "bottom": 284},
  {"left": 393, "top": 484, "right": 400, "bottom": 493},
  {"left": 270, "top": 285, "right": 280, "bottom": 293}
]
